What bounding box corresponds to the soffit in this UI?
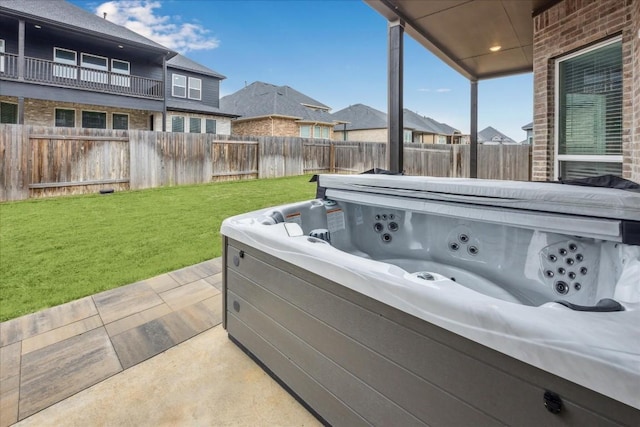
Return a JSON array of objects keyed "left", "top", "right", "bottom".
[{"left": 365, "top": 0, "right": 558, "bottom": 80}]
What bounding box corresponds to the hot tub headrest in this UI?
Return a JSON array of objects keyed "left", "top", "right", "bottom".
[{"left": 555, "top": 298, "right": 624, "bottom": 312}]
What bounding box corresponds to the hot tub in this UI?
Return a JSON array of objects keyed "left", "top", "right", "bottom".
[{"left": 221, "top": 174, "right": 640, "bottom": 426}]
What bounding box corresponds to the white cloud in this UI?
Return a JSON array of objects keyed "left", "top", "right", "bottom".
[
  {"left": 95, "top": 1, "right": 219, "bottom": 53},
  {"left": 436, "top": 88, "right": 451, "bottom": 93}
]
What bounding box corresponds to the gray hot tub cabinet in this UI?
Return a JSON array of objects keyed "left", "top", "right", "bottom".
[{"left": 222, "top": 238, "right": 638, "bottom": 426}]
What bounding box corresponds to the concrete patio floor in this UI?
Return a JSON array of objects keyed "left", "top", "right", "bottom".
[{"left": 0, "top": 259, "right": 320, "bottom": 427}]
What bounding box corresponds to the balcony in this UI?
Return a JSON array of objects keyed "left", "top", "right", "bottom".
[{"left": 0, "top": 53, "right": 163, "bottom": 99}]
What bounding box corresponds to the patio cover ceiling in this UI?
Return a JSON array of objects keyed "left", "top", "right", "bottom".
[{"left": 365, "top": 0, "right": 559, "bottom": 80}]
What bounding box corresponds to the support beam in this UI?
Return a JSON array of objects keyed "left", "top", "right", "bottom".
[
  {"left": 470, "top": 80, "right": 478, "bottom": 178},
  {"left": 18, "top": 20, "right": 24, "bottom": 81},
  {"left": 388, "top": 20, "right": 404, "bottom": 173}
]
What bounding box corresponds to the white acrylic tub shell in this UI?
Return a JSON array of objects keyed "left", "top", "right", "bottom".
[{"left": 221, "top": 210, "right": 640, "bottom": 410}]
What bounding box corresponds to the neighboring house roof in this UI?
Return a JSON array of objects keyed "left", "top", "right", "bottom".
[
  {"left": 478, "top": 126, "right": 517, "bottom": 143},
  {"left": 403, "top": 109, "right": 438, "bottom": 133},
  {"left": 331, "top": 104, "right": 387, "bottom": 130},
  {"left": 522, "top": 122, "right": 533, "bottom": 131},
  {"left": 220, "top": 81, "right": 335, "bottom": 123},
  {"left": 429, "top": 119, "right": 460, "bottom": 135},
  {"left": 0, "top": 0, "right": 175, "bottom": 55},
  {"left": 167, "top": 54, "right": 226, "bottom": 79}
]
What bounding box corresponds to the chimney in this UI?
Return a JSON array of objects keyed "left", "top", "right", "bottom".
[{"left": 103, "top": 12, "right": 107, "bottom": 19}]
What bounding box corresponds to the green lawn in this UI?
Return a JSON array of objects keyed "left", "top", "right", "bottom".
[{"left": 0, "top": 175, "right": 317, "bottom": 321}]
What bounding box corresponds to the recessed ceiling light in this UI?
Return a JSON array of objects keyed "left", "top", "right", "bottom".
[
  {"left": 490, "top": 45, "right": 501, "bottom": 52},
  {"left": 34, "top": 24, "right": 41, "bottom": 29}
]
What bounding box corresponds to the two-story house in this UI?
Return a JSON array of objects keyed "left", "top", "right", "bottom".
[
  {"left": 220, "top": 81, "right": 339, "bottom": 138},
  {"left": 0, "top": 0, "right": 235, "bottom": 133}
]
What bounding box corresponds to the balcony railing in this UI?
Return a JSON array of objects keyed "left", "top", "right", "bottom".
[{"left": 0, "top": 53, "right": 163, "bottom": 99}]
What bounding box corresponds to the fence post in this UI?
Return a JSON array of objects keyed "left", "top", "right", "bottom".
[{"left": 330, "top": 142, "right": 335, "bottom": 173}]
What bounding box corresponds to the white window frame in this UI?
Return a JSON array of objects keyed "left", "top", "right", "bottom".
[
  {"left": 189, "top": 117, "right": 202, "bottom": 133},
  {"left": 300, "top": 125, "right": 311, "bottom": 138},
  {"left": 188, "top": 77, "right": 202, "bottom": 100},
  {"left": 171, "top": 115, "right": 185, "bottom": 132},
  {"left": 80, "top": 53, "right": 108, "bottom": 84},
  {"left": 111, "top": 59, "right": 130, "bottom": 87},
  {"left": 0, "top": 39, "right": 5, "bottom": 73},
  {"left": 1, "top": 101, "right": 19, "bottom": 124},
  {"left": 54, "top": 108, "right": 75, "bottom": 127},
  {"left": 112, "top": 112, "right": 129, "bottom": 130},
  {"left": 554, "top": 36, "right": 623, "bottom": 180},
  {"left": 81, "top": 110, "right": 107, "bottom": 129},
  {"left": 172, "top": 74, "right": 186, "bottom": 98},
  {"left": 205, "top": 119, "right": 216, "bottom": 134},
  {"left": 53, "top": 47, "right": 77, "bottom": 79}
]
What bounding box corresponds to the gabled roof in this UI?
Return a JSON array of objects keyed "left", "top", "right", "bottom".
[
  {"left": 425, "top": 117, "right": 461, "bottom": 135},
  {"left": 220, "top": 81, "right": 335, "bottom": 123},
  {"left": 478, "top": 126, "right": 516, "bottom": 143},
  {"left": 522, "top": 122, "right": 533, "bottom": 131},
  {"left": 167, "top": 54, "right": 226, "bottom": 79},
  {"left": 331, "top": 104, "right": 387, "bottom": 130},
  {"left": 0, "top": 0, "right": 174, "bottom": 55},
  {"left": 402, "top": 109, "right": 441, "bottom": 133}
]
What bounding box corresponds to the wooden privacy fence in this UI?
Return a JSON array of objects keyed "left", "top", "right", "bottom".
[{"left": 0, "top": 125, "right": 531, "bottom": 201}]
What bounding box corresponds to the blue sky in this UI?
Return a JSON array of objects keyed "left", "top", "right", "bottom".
[{"left": 72, "top": 0, "right": 533, "bottom": 141}]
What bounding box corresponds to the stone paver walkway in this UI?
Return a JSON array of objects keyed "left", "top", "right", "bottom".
[{"left": 0, "top": 259, "right": 223, "bottom": 426}]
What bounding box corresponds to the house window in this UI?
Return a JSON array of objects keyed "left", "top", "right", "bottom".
[
  {"left": 313, "top": 126, "right": 321, "bottom": 138},
  {"left": 300, "top": 125, "right": 311, "bottom": 138},
  {"left": 53, "top": 47, "right": 77, "bottom": 79},
  {"left": 555, "top": 37, "right": 622, "bottom": 180},
  {"left": 0, "top": 39, "right": 5, "bottom": 73},
  {"left": 172, "top": 74, "right": 186, "bottom": 98},
  {"left": 81, "top": 53, "right": 108, "bottom": 84},
  {"left": 82, "top": 111, "right": 106, "bottom": 129},
  {"left": 188, "top": 77, "right": 201, "bottom": 100},
  {"left": 113, "top": 113, "right": 129, "bottom": 130},
  {"left": 0, "top": 102, "right": 18, "bottom": 124},
  {"left": 171, "top": 116, "right": 185, "bottom": 132},
  {"left": 205, "top": 119, "right": 216, "bottom": 134},
  {"left": 189, "top": 117, "right": 201, "bottom": 133},
  {"left": 55, "top": 108, "right": 75, "bottom": 127},
  {"left": 111, "top": 59, "right": 130, "bottom": 87}
]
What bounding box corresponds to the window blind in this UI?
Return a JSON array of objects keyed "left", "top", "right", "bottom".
[{"left": 558, "top": 40, "right": 622, "bottom": 156}]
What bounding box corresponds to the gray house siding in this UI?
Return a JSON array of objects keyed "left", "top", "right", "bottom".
[
  {"left": 1, "top": 80, "right": 164, "bottom": 111},
  {"left": 166, "top": 69, "right": 220, "bottom": 109}
]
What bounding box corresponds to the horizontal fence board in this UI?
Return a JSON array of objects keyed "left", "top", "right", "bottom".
[
  {"left": 0, "top": 125, "right": 532, "bottom": 201},
  {"left": 29, "top": 178, "right": 129, "bottom": 189}
]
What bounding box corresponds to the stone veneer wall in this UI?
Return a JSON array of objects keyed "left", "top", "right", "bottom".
[
  {"left": 0, "top": 96, "right": 150, "bottom": 129},
  {"left": 533, "top": 0, "right": 639, "bottom": 182}
]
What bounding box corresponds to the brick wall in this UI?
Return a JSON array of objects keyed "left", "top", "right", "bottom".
[
  {"left": 231, "top": 117, "right": 297, "bottom": 137},
  {"left": 533, "top": 0, "right": 638, "bottom": 182},
  {"left": 334, "top": 128, "right": 387, "bottom": 142},
  {"left": 0, "top": 96, "right": 150, "bottom": 129},
  {"left": 632, "top": 0, "right": 640, "bottom": 182}
]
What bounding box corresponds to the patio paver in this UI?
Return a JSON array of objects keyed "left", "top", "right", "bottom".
[{"left": 0, "top": 259, "right": 224, "bottom": 426}]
